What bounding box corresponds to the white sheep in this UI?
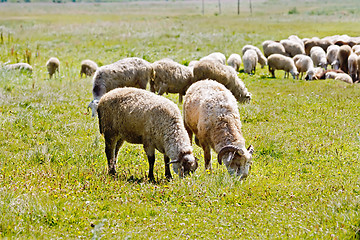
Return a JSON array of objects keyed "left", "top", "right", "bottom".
[
  {"left": 80, "top": 59, "right": 98, "bottom": 77},
  {"left": 326, "top": 45, "right": 340, "bottom": 70},
  {"left": 151, "top": 58, "right": 194, "bottom": 103},
  {"left": 97, "top": 87, "right": 198, "bottom": 180},
  {"left": 88, "top": 57, "right": 154, "bottom": 117},
  {"left": 288, "top": 35, "right": 305, "bottom": 49},
  {"left": 262, "top": 40, "right": 287, "bottom": 58},
  {"left": 280, "top": 39, "right": 305, "bottom": 57},
  {"left": 46, "top": 57, "right": 60, "bottom": 79},
  {"left": 200, "top": 52, "right": 226, "bottom": 65},
  {"left": 227, "top": 53, "right": 242, "bottom": 71},
  {"left": 347, "top": 53, "right": 358, "bottom": 81},
  {"left": 325, "top": 72, "right": 353, "bottom": 84},
  {"left": 293, "top": 54, "right": 315, "bottom": 80},
  {"left": 192, "top": 59, "right": 252, "bottom": 103},
  {"left": 267, "top": 54, "right": 298, "bottom": 79},
  {"left": 3, "top": 63, "right": 33, "bottom": 73},
  {"left": 183, "top": 80, "right": 254, "bottom": 179},
  {"left": 241, "top": 45, "right": 267, "bottom": 68},
  {"left": 243, "top": 49, "right": 258, "bottom": 75},
  {"left": 310, "top": 46, "right": 327, "bottom": 69}
]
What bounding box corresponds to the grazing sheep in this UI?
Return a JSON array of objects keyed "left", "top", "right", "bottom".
[
  {"left": 280, "top": 39, "right": 305, "bottom": 57},
  {"left": 267, "top": 54, "right": 298, "bottom": 79},
  {"left": 262, "top": 40, "right": 287, "bottom": 58},
  {"left": 227, "top": 53, "right": 242, "bottom": 71},
  {"left": 310, "top": 46, "right": 327, "bottom": 69},
  {"left": 288, "top": 35, "right": 305, "bottom": 49},
  {"left": 80, "top": 59, "right": 98, "bottom": 77},
  {"left": 3, "top": 63, "right": 33, "bottom": 73},
  {"left": 326, "top": 45, "right": 340, "bottom": 70},
  {"left": 338, "top": 45, "right": 352, "bottom": 73},
  {"left": 192, "top": 59, "right": 252, "bottom": 103},
  {"left": 183, "top": 80, "right": 254, "bottom": 179},
  {"left": 151, "top": 58, "right": 194, "bottom": 103},
  {"left": 97, "top": 87, "right": 198, "bottom": 180},
  {"left": 293, "top": 54, "right": 315, "bottom": 80},
  {"left": 188, "top": 60, "right": 199, "bottom": 69},
  {"left": 88, "top": 57, "right": 154, "bottom": 117},
  {"left": 347, "top": 53, "right": 358, "bottom": 82},
  {"left": 356, "top": 56, "right": 360, "bottom": 83},
  {"left": 200, "top": 52, "right": 226, "bottom": 65},
  {"left": 243, "top": 49, "right": 258, "bottom": 75},
  {"left": 242, "top": 45, "right": 267, "bottom": 68},
  {"left": 46, "top": 57, "right": 60, "bottom": 79}
]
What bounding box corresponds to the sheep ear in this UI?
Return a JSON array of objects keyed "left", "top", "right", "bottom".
[{"left": 247, "top": 145, "right": 254, "bottom": 156}]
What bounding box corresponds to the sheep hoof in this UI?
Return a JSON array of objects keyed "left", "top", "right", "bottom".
[{"left": 108, "top": 168, "right": 116, "bottom": 176}]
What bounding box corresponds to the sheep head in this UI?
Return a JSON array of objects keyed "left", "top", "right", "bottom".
[
  {"left": 87, "top": 100, "right": 99, "bottom": 117},
  {"left": 217, "top": 145, "right": 254, "bottom": 180},
  {"left": 290, "top": 69, "right": 299, "bottom": 79},
  {"left": 169, "top": 153, "right": 198, "bottom": 178}
]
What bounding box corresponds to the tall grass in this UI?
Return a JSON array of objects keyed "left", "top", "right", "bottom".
[{"left": 0, "top": 1, "right": 360, "bottom": 238}]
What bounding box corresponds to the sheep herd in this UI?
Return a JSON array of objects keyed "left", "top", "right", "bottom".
[{"left": 2, "top": 33, "right": 359, "bottom": 181}]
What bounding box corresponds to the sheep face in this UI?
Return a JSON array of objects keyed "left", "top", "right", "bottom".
[
  {"left": 305, "top": 69, "right": 315, "bottom": 80},
  {"left": 218, "top": 145, "right": 254, "bottom": 180},
  {"left": 88, "top": 100, "right": 99, "bottom": 117},
  {"left": 290, "top": 69, "right": 299, "bottom": 79},
  {"left": 171, "top": 154, "right": 198, "bottom": 178}
]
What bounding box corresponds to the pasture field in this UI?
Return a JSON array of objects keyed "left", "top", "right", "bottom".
[{"left": 0, "top": 0, "right": 360, "bottom": 238}]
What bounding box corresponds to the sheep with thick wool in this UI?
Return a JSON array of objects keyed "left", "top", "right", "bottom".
[
  {"left": 46, "top": 57, "right": 60, "bottom": 79},
  {"left": 88, "top": 57, "right": 154, "bottom": 117},
  {"left": 151, "top": 58, "right": 194, "bottom": 103},
  {"left": 242, "top": 45, "right": 267, "bottom": 68},
  {"left": 310, "top": 46, "right": 327, "bottom": 69},
  {"left": 227, "top": 53, "right": 242, "bottom": 72},
  {"left": 3, "top": 63, "right": 33, "bottom": 73},
  {"left": 192, "top": 59, "right": 252, "bottom": 103},
  {"left": 183, "top": 80, "right": 254, "bottom": 179},
  {"left": 243, "top": 49, "right": 258, "bottom": 75},
  {"left": 293, "top": 54, "right": 315, "bottom": 80},
  {"left": 268, "top": 54, "right": 298, "bottom": 79},
  {"left": 200, "top": 52, "right": 226, "bottom": 65},
  {"left": 347, "top": 53, "right": 358, "bottom": 82},
  {"left": 97, "top": 87, "right": 198, "bottom": 180},
  {"left": 262, "top": 40, "right": 287, "bottom": 58},
  {"left": 325, "top": 72, "right": 353, "bottom": 84},
  {"left": 326, "top": 45, "right": 340, "bottom": 70},
  {"left": 80, "top": 59, "right": 98, "bottom": 77},
  {"left": 280, "top": 39, "right": 305, "bottom": 57}
]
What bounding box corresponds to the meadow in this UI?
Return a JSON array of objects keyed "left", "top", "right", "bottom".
[{"left": 0, "top": 0, "right": 360, "bottom": 238}]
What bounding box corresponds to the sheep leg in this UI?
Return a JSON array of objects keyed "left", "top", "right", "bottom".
[
  {"left": 105, "top": 140, "right": 117, "bottom": 176},
  {"left": 269, "top": 66, "right": 275, "bottom": 78},
  {"left": 164, "top": 155, "right": 172, "bottom": 180},
  {"left": 203, "top": 145, "right": 212, "bottom": 170},
  {"left": 147, "top": 154, "right": 156, "bottom": 182},
  {"left": 184, "top": 124, "right": 193, "bottom": 145},
  {"left": 114, "top": 140, "right": 124, "bottom": 161},
  {"left": 178, "top": 94, "right": 183, "bottom": 103}
]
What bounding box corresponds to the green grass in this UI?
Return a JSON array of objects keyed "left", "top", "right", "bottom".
[{"left": 1, "top": 0, "right": 360, "bottom": 239}]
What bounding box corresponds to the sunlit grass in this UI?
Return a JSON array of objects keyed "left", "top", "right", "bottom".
[{"left": 1, "top": 0, "right": 360, "bottom": 239}]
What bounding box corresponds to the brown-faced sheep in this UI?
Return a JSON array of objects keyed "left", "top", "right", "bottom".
[
  {"left": 267, "top": 54, "right": 298, "bottom": 79},
  {"left": 348, "top": 53, "right": 358, "bottom": 82},
  {"left": 80, "top": 59, "right": 98, "bottom": 77},
  {"left": 192, "top": 59, "right": 252, "bottom": 103},
  {"left": 46, "top": 57, "right": 60, "bottom": 79},
  {"left": 97, "top": 87, "right": 198, "bottom": 180},
  {"left": 183, "top": 80, "right": 254, "bottom": 179},
  {"left": 151, "top": 58, "right": 194, "bottom": 103},
  {"left": 88, "top": 57, "right": 154, "bottom": 117}
]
